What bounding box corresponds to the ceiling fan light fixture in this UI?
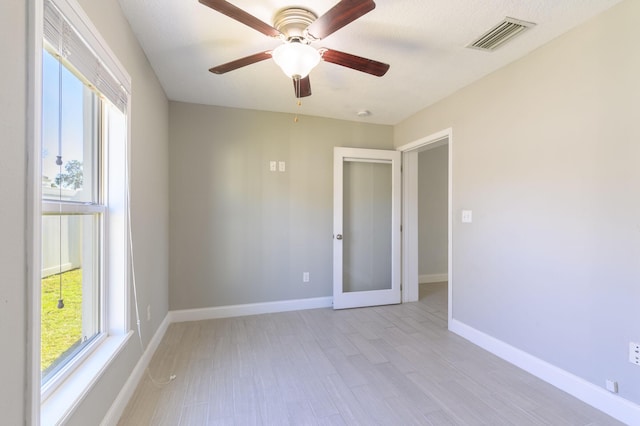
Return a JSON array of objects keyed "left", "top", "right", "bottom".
[{"left": 272, "top": 41, "right": 321, "bottom": 79}]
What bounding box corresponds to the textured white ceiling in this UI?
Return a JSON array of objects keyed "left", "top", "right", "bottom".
[{"left": 119, "top": 0, "right": 622, "bottom": 125}]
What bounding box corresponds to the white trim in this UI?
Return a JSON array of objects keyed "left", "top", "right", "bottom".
[
  {"left": 396, "top": 128, "right": 451, "bottom": 152},
  {"left": 450, "top": 319, "right": 640, "bottom": 425},
  {"left": 400, "top": 150, "right": 419, "bottom": 303},
  {"left": 170, "top": 296, "right": 334, "bottom": 323},
  {"left": 419, "top": 273, "right": 448, "bottom": 284},
  {"left": 100, "top": 316, "right": 171, "bottom": 426},
  {"left": 42, "top": 201, "right": 106, "bottom": 214},
  {"left": 27, "top": 0, "right": 45, "bottom": 423},
  {"left": 399, "top": 128, "right": 453, "bottom": 327},
  {"left": 41, "top": 332, "right": 133, "bottom": 426},
  {"left": 41, "top": 333, "right": 109, "bottom": 401},
  {"left": 446, "top": 134, "right": 452, "bottom": 324}
]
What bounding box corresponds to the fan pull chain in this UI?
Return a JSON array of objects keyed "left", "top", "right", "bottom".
[
  {"left": 295, "top": 99, "right": 301, "bottom": 123},
  {"left": 294, "top": 77, "right": 301, "bottom": 123}
]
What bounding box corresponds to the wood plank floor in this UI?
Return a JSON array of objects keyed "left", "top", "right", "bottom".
[{"left": 118, "top": 283, "right": 621, "bottom": 425}]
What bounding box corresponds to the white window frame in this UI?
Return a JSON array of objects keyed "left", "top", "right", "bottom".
[
  {"left": 39, "top": 67, "right": 105, "bottom": 397},
  {"left": 28, "top": 0, "right": 133, "bottom": 424}
]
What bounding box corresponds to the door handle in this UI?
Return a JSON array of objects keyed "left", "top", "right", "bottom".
[{"left": 336, "top": 234, "right": 343, "bottom": 240}]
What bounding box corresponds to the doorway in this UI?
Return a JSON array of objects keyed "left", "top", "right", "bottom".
[{"left": 398, "top": 128, "right": 453, "bottom": 328}]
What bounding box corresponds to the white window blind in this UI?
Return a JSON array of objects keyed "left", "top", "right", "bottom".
[{"left": 43, "top": 0, "right": 129, "bottom": 112}]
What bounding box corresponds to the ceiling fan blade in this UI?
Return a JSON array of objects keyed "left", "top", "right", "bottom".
[
  {"left": 321, "top": 48, "right": 389, "bottom": 77},
  {"left": 199, "top": 0, "right": 282, "bottom": 37},
  {"left": 293, "top": 76, "right": 312, "bottom": 98},
  {"left": 306, "top": 0, "right": 376, "bottom": 40},
  {"left": 209, "top": 51, "right": 272, "bottom": 74}
]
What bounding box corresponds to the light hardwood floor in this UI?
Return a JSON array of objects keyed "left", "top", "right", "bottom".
[{"left": 118, "top": 283, "right": 621, "bottom": 425}]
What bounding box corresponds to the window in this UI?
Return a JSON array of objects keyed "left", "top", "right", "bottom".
[
  {"left": 38, "top": 0, "right": 131, "bottom": 416},
  {"left": 40, "top": 46, "right": 104, "bottom": 389}
]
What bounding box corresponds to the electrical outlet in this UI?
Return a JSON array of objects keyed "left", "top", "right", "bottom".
[
  {"left": 147, "top": 305, "right": 151, "bottom": 321},
  {"left": 269, "top": 161, "right": 276, "bottom": 172},
  {"left": 630, "top": 342, "right": 640, "bottom": 366},
  {"left": 303, "top": 272, "right": 310, "bottom": 283}
]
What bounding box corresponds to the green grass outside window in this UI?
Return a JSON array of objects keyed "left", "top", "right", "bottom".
[{"left": 41, "top": 269, "right": 83, "bottom": 373}]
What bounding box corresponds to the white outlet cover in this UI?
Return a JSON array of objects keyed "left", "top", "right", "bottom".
[{"left": 461, "top": 210, "right": 473, "bottom": 223}]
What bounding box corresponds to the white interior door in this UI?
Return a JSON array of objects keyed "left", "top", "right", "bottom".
[{"left": 333, "top": 147, "right": 401, "bottom": 309}]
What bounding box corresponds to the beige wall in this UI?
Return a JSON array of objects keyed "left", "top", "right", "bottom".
[
  {"left": 169, "top": 103, "right": 393, "bottom": 310},
  {"left": 0, "top": 0, "right": 27, "bottom": 424},
  {"left": 396, "top": 0, "right": 640, "bottom": 404}
]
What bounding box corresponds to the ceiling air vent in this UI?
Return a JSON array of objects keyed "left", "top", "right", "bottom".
[{"left": 467, "top": 17, "right": 536, "bottom": 51}]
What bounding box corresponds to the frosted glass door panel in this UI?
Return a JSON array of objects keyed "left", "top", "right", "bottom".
[{"left": 343, "top": 161, "right": 392, "bottom": 293}]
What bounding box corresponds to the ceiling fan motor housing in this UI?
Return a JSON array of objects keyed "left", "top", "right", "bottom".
[{"left": 273, "top": 7, "right": 317, "bottom": 41}]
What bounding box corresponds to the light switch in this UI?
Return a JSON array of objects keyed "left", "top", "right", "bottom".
[
  {"left": 461, "top": 210, "right": 473, "bottom": 223},
  {"left": 278, "top": 161, "right": 286, "bottom": 172},
  {"left": 269, "top": 161, "right": 276, "bottom": 172}
]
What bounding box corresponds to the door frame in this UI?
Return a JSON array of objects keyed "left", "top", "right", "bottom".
[
  {"left": 333, "top": 147, "right": 402, "bottom": 309},
  {"left": 398, "top": 128, "right": 453, "bottom": 328}
]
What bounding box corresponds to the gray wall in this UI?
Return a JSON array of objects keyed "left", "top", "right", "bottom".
[
  {"left": 169, "top": 103, "right": 393, "bottom": 310},
  {"left": 0, "top": 0, "right": 27, "bottom": 423},
  {"left": 0, "top": 0, "right": 169, "bottom": 423},
  {"left": 396, "top": 0, "right": 640, "bottom": 404},
  {"left": 418, "top": 145, "right": 448, "bottom": 279}
]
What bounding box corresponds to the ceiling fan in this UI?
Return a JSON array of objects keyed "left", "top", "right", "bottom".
[{"left": 200, "top": 0, "right": 390, "bottom": 98}]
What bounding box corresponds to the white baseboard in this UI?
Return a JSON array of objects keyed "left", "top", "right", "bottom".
[
  {"left": 100, "top": 314, "right": 171, "bottom": 426},
  {"left": 419, "top": 273, "right": 448, "bottom": 284},
  {"left": 450, "top": 319, "right": 640, "bottom": 425},
  {"left": 169, "top": 296, "right": 333, "bottom": 323}
]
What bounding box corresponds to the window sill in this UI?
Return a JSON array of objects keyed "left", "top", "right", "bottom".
[{"left": 41, "top": 331, "right": 133, "bottom": 426}]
